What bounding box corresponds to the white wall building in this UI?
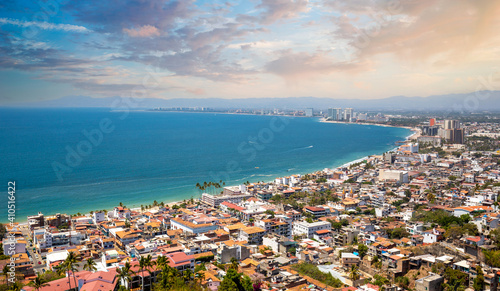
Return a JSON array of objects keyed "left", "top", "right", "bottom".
[
  {"left": 93, "top": 211, "right": 106, "bottom": 224},
  {"left": 292, "top": 221, "right": 331, "bottom": 238}
]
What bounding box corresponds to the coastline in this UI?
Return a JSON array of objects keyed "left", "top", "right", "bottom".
[
  {"left": 319, "top": 118, "right": 421, "bottom": 140},
  {"left": 4, "top": 118, "right": 413, "bottom": 225}
]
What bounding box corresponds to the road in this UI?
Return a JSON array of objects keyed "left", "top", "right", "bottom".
[{"left": 20, "top": 225, "right": 46, "bottom": 273}]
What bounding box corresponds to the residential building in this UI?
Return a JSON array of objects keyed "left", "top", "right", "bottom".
[
  {"left": 341, "top": 253, "right": 360, "bottom": 268},
  {"left": 293, "top": 220, "right": 331, "bottom": 238},
  {"left": 415, "top": 273, "right": 444, "bottom": 291},
  {"left": 238, "top": 227, "right": 266, "bottom": 244},
  {"left": 170, "top": 218, "right": 218, "bottom": 234}
]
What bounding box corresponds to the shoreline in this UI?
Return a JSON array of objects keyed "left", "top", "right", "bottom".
[
  {"left": 3, "top": 120, "right": 414, "bottom": 225},
  {"left": 319, "top": 118, "right": 421, "bottom": 140}
]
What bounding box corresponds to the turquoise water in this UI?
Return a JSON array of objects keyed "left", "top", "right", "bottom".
[{"left": 0, "top": 108, "right": 410, "bottom": 222}]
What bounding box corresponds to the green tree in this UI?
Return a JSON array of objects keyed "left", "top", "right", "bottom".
[
  {"left": 28, "top": 274, "right": 49, "bottom": 291},
  {"left": 241, "top": 275, "right": 253, "bottom": 291},
  {"left": 64, "top": 251, "right": 81, "bottom": 291},
  {"left": 138, "top": 255, "right": 153, "bottom": 291},
  {"left": 224, "top": 268, "right": 244, "bottom": 290},
  {"left": 116, "top": 264, "right": 132, "bottom": 290},
  {"left": 385, "top": 227, "right": 409, "bottom": 239},
  {"left": 473, "top": 265, "right": 485, "bottom": 291},
  {"left": 443, "top": 267, "right": 468, "bottom": 291},
  {"left": 349, "top": 265, "right": 361, "bottom": 282},
  {"left": 357, "top": 244, "right": 368, "bottom": 259},
  {"left": 230, "top": 257, "right": 239, "bottom": 271},
  {"left": 395, "top": 276, "right": 409, "bottom": 289},
  {"left": 460, "top": 214, "right": 471, "bottom": 224},
  {"left": 194, "top": 263, "right": 206, "bottom": 273},
  {"left": 83, "top": 258, "right": 97, "bottom": 272},
  {"left": 373, "top": 274, "right": 389, "bottom": 287},
  {"left": 219, "top": 277, "right": 238, "bottom": 291},
  {"left": 445, "top": 226, "right": 463, "bottom": 240}
]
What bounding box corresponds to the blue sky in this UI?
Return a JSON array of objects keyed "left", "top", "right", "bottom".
[{"left": 1, "top": 0, "right": 500, "bottom": 104}]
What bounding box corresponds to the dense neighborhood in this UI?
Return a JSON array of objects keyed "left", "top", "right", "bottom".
[{"left": 3, "top": 118, "right": 500, "bottom": 291}]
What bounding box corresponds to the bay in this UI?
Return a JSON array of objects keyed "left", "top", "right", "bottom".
[{"left": 0, "top": 108, "right": 411, "bottom": 222}]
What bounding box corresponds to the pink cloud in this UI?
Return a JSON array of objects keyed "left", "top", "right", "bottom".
[
  {"left": 186, "top": 88, "right": 206, "bottom": 95},
  {"left": 265, "top": 49, "right": 370, "bottom": 81},
  {"left": 123, "top": 25, "right": 161, "bottom": 37}
]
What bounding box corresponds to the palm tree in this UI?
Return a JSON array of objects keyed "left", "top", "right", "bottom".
[
  {"left": 156, "top": 256, "right": 168, "bottom": 269},
  {"left": 116, "top": 265, "right": 132, "bottom": 290},
  {"left": 65, "top": 251, "right": 81, "bottom": 291},
  {"left": 28, "top": 273, "right": 49, "bottom": 291},
  {"left": 145, "top": 255, "right": 155, "bottom": 287},
  {"left": 349, "top": 264, "right": 361, "bottom": 282},
  {"left": 157, "top": 267, "right": 172, "bottom": 289},
  {"left": 138, "top": 256, "right": 147, "bottom": 291},
  {"left": 83, "top": 258, "right": 97, "bottom": 272},
  {"left": 138, "top": 255, "right": 154, "bottom": 291},
  {"left": 53, "top": 263, "right": 71, "bottom": 289}
]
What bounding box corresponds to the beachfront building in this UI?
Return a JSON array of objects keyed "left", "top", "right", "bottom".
[
  {"left": 27, "top": 212, "right": 44, "bottom": 230},
  {"left": 293, "top": 220, "right": 331, "bottom": 238},
  {"left": 112, "top": 207, "right": 131, "bottom": 220},
  {"left": 344, "top": 108, "right": 353, "bottom": 121},
  {"left": 93, "top": 211, "right": 106, "bottom": 224},
  {"left": 328, "top": 108, "right": 342, "bottom": 121},
  {"left": 170, "top": 217, "right": 218, "bottom": 234}
]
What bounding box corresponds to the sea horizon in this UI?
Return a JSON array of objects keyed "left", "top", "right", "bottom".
[{"left": 0, "top": 108, "right": 411, "bottom": 223}]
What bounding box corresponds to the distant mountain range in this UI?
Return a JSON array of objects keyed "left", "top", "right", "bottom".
[{"left": 4, "top": 91, "right": 500, "bottom": 111}]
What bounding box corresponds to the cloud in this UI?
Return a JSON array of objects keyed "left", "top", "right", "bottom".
[
  {"left": 228, "top": 40, "right": 292, "bottom": 50},
  {"left": 188, "top": 24, "right": 266, "bottom": 50},
  {"left": 257, "top": 0, "right": 310, "bottom": 24},
  {"left": 330, "top": 0, "right": 500, "bottom": 65},
  {"left": 139, "top": 44, "right": 257, "bottom": 82},
  {"left": 64, "top": 0, "right": 195, "bottom": 32},
  {"left": 123, "top": 25, "right": 161, "bottom": 37},
  {"left": 185, "top": 88, "right": 205, "bottom": 95},
  {"left": 265, "top": 49, "right": 368, "bottom": 81},
  {"left": 0, "top": 18, "right": 91, "bottom": 33}
]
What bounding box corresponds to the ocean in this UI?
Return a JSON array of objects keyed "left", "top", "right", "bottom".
[{"left": 0, "top": 108, "right": 411, "bottom": 222}]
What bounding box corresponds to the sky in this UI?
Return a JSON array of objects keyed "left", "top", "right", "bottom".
[{"left": 1, "top": 0, "right": 500, "bottom": 104}]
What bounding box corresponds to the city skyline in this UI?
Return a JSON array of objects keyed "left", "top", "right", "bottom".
[{"left": 1, "top": 1, "right": 500, "bottom": 105}]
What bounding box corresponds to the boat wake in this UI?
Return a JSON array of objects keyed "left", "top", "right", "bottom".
[{"left": 286, "top": 145, "right": 313, "bottom": 152}]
